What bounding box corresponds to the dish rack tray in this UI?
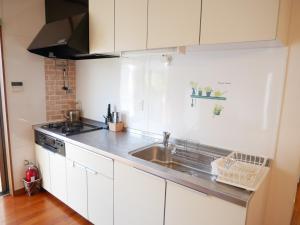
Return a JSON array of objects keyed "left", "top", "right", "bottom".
[{"left": 212, "top": 152, "right": 269, "bottom": 191}]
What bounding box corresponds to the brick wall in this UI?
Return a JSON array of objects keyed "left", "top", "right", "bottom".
[{"left": 45, "top": 58, "right": 76, "bottom": 121}]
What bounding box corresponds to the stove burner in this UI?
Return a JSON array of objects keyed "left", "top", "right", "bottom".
[
  {"left": 42, "top": 121, "right": 107, "bottom": 136},
  {"left": 62, "top": 122, "right": 83, "bottom": 134}
]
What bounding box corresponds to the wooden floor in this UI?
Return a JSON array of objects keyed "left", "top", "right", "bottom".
[
  {"left": 292, "top": 183, "right": 300, "bottom": 225},
  {"left": 0, "top": 191, "right": 92, "bottom": 225}
]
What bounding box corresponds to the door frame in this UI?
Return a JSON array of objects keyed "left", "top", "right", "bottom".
[{"left": 0, "top": 26, "right": 15, "bottom": 195}]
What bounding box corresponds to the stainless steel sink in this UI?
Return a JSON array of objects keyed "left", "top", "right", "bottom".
[{"left": 130, "top": 144, "right": 220, "bottom": 176}]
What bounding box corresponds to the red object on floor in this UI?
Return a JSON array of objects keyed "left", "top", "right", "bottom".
[{"left": 25, "top": 164, "right": 39, "bottom": 182}]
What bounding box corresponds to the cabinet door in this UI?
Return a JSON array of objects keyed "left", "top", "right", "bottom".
[
  {"left": 114, "top": 162, "right": 165, "bottom": 225},
  {"left": 66, "top": 159, "right": 88, "bottom": 219},
  {"left": 35, "top": 145, "right": 51, "bottom": 192},
  {"left": 115, "top": 0, "right": 147, "bottom": 51},
  {"left": 147, "top": 0, "right": 201, "bottom": 49},
  {"left": 165, "top": 181, "right": 246, "bottom": 225},
  {"left": 49, "top": 152, "right": 67, "bottom": 203},
  {"left": 89, "top": 0, "right": 114, "bottom": 53},
  {"left": 87, "top": 169, "right": 113, "bottom": 225},
  {"left": 200, "top": 0, "right": 280, "bottom": 44}
]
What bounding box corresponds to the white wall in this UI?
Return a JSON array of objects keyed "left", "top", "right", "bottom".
[
  {"left": 264, "top": 0, "right": 300, "bottom": 224},
  {"left": 2, "top": 0, "right": 46, "bottom": 190},
  {"left": 77, "top": 47, "right": 288, "bottom": 158}
]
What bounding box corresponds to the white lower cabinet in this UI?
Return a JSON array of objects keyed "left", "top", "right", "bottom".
[
  {"left": 165, "top": 181, "right": 247, "bottom": 225},
  {"left": 35, "top": 144, "right": 67, "bottom": 204},
  {"left": 49, "top": 152, "right": 67, "bottom": 203},
  {"left": 35, "top": 144, "right": 51, "bottom": 192},
  {"left": 36, "top": 142, "right": 251, "bottom": 225},
  {"left": 66, "top": 159, "right": 88, "bottom": 219},
  {"left": 87, "top": 169, "right": 113, "bottom": 225},
  {"left": 114, "top": 162, "right": 165, "bottom": 225},
  {"left": 65, "top": 143, "right": 113, "bottom": 225}
]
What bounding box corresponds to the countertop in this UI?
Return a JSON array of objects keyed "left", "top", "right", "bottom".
[{"left": 33, "top": 124, "right": 253, "bottom": 207}]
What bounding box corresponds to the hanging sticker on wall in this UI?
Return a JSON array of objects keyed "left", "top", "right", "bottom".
[
  {"left": 189, "top": 81, "right": 227, "bottom": 108},
  {"left": 213, "top": 104, "right": 224, "bottom": 117}
]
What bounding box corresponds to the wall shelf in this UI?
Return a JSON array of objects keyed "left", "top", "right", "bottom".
[{"left": 190, "top": 95, "right": 226, "bottom": 101}]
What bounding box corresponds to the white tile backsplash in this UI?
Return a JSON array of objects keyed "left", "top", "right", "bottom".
[{"left": 76, "top": 47, "right": 288, "bottom": 158}]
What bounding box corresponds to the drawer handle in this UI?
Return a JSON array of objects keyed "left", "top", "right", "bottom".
[
  {"left": 72, "top": 161, "right": 86, "bottom": 170},
  {"left": 86, "top": 167, "right": 98, "bottom": 175}
]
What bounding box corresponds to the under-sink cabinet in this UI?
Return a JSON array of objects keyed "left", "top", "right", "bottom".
[
  {"left": 114, "top": 161, "right": 166, "bottom": 225},
  {"left": 165, "top": 181, "right": 246, "bottom": 225}
]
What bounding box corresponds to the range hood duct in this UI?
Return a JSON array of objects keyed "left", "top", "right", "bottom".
[{"left": 27, "top": 1, "right": 118, "bottom": 60}]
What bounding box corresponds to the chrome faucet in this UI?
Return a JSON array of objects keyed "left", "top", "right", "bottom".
[{"left": 162, "top": 132, "right": 171, "bottom": 147}]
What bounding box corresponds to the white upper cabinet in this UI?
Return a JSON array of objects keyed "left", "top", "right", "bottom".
[
  {"left": 165, "top": 181, "right": 247, "bottom": 225},
  {"left": 89, "top": 0, "right": 115, "bottom": 53},
  {"left": 200, "top": 0, "right": 281, "bottom": 44},
  {"left": 115, "top": 0, "right": 148, "bottom": 51},
  {"left": 147, "top": 0, "right": 202, "bottom": 49}
]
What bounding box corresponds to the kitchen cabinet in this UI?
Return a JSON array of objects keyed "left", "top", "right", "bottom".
[
  {"left": 87, "top": 167, "right": 113, "bottom": 225},
  {"left": 200, "top": 0, "right": 289, "bottom": 44},
  {"left": 65, "top": 142, "right": 113, "bottom": 225},
  {"left": 114, "top": 162, "right": 165, "bottom": 225},
  {"left": 35, "top": 144, "right": 51, "bottom": 192},
  {"left": 49, "top": 152, "right": 67, "bottom": 203},
  {"left": 89, "top": 0, "right": 115, "bottom": 53},
  {"left": 165, "top": 181, "right": 247, "bottom": 225},
  {"left": 66, "top": 159, "right": 88, "bottom": 219},
  {"left": 115, "top": 0, "right": 148, "bottom": 51},
  {"left": 147, "top": 0, "right": 202, "bottom": 49}
]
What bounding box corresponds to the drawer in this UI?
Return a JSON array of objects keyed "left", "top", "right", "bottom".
[{"left": 66, "top": 142, "right": 113, "bottom": 179}]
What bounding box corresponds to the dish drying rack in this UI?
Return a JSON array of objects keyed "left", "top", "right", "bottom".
[{"left": 211, "top": 152, "right": 269, "bottom": 191}]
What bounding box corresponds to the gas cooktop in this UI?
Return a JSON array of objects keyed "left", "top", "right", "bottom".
[{"left": 41, "top": 121, "right": 108, "bottom": 136}]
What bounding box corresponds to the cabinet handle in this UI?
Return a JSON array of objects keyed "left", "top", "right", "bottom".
[
  {"left": 72, "top": 161, "right": 86, "bottom": 171},
  {"left": 86, "top": 167, "right": 98, "bottom": 175}
]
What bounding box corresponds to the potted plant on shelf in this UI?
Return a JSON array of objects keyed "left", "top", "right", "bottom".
[
  {"left": 204, "top": 86, "right": 213, "bottom": 97},
  {"left": 190, "top": 81, "right": 198, "bottom": 95},
  {"left": 213, "top": 104, "right": 224, "bottom": 116},
  {"left": 198, "top": 87, "right": 202, "bottom": 96}
]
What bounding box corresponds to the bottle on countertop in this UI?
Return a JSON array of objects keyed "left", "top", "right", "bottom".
[{"left": 103, "top": 104, "right": 113, "bottom": 125}]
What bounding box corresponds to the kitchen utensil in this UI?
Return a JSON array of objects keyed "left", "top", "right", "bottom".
[
  {"left": 64, "top": 109, "right": 81, "bottom": 122},
  {"left": 112, "top": 112, "right": 121, "bottom": 123}
]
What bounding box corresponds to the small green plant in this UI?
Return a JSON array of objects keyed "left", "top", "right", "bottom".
[
  {"left": 204, "top": 86, "right": 213, "bottom": 97},
  {"left": 190, "top": 81, "right": 198, "bottom": 95},
  {"left": 204, "top": 86, "right": 212, "bottom": 92},
  {"left": 213, "top": 104, "right": 224, "bottom": 116},
  {"left": 198, "top": 87, "right": 202, "bottom": 96},
  {"left": 190, "top": 81, "right": 198, "bottom": 89}
]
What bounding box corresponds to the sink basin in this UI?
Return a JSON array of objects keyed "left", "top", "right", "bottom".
[{"left": 130, "top": 144, "right": 219, "bottom": 176}]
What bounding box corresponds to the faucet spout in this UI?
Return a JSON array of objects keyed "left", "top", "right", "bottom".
[{"left": 162, "top": 132, "right": 171, "bottom": 147}]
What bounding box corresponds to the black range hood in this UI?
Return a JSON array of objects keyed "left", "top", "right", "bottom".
[{"left": 27, "top": 0, "right": 118, "bottom": 60}]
